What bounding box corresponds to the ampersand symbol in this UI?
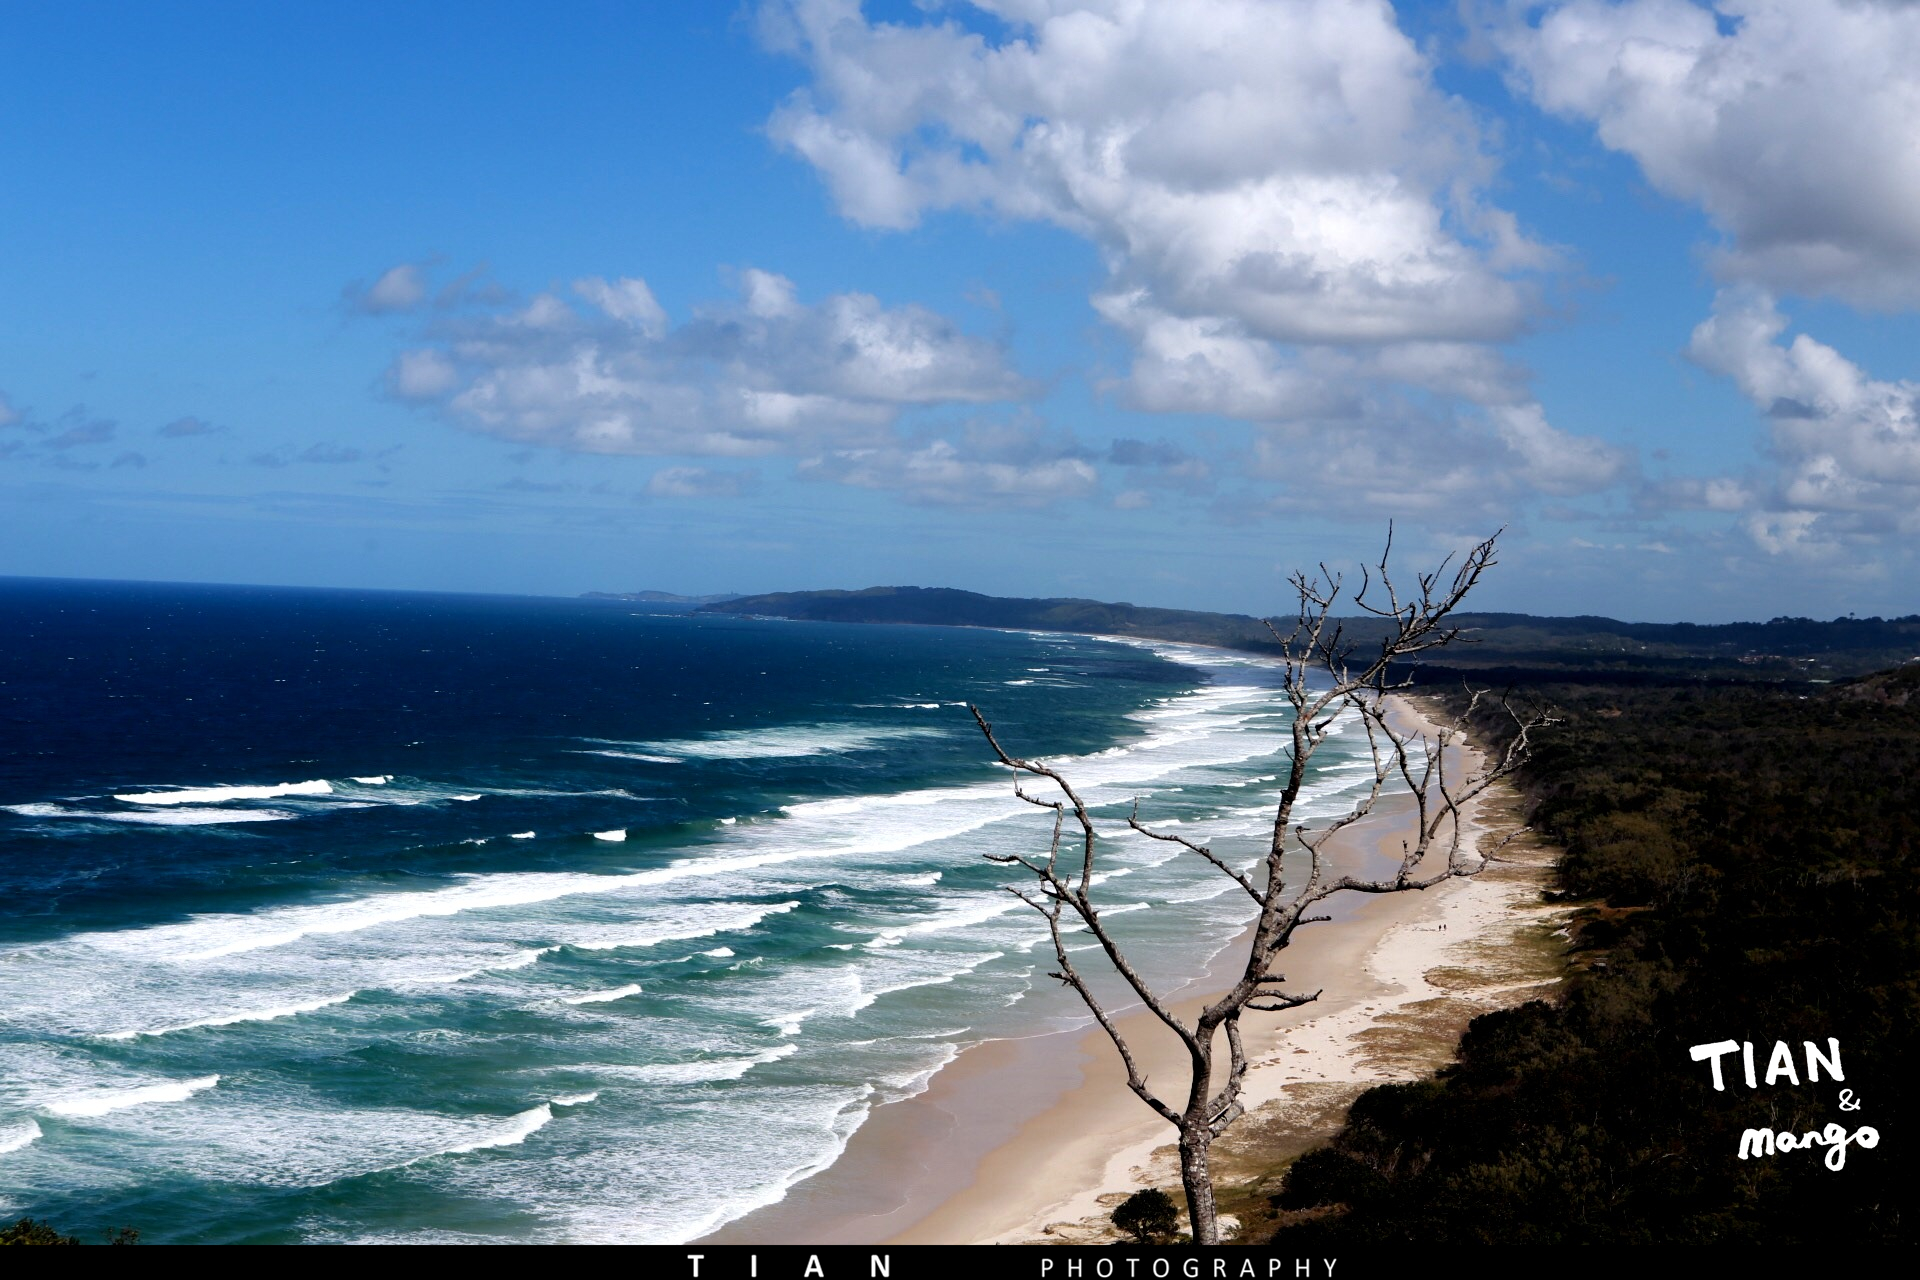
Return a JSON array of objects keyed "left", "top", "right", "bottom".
[{"left": 1839, "top": 1089, "right": 1862, "bottom": 1112}]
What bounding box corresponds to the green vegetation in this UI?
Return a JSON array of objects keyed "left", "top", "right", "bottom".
[
  {"left": 1262, "top": 672, "right": 1917, "bottom": 1245},
  {"left": 1, "top": 1218, "right": 79, "bottom": 1246},
  {"left": 0, "top": 1217, "right": 138, "bottom": 1245},
  {"left": 1112, "top": 1187, "right": 1180, "bottom": 1244},
  {"left": 699, "top": 586, "right": 1920, "bottom": 680}
]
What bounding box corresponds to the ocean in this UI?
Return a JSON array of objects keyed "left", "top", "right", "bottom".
[{"left": 0, "top": 577, "right": 1384, "bottom": 1243}]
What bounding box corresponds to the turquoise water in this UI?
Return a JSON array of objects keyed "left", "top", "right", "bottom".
[{"left": 0, "top": 579, "right": 1380, "bottom": 1242}]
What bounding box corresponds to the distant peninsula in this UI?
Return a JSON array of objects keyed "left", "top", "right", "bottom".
[{"left": 689, "top": 585, "right": 1920, "bottom": 682}]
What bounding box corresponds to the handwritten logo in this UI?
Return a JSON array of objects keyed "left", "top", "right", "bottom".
[{"left": 1687, "top": 1038, "right": 1878, "bottom": 1171}]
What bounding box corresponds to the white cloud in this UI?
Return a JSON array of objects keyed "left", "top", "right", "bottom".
[
  {"left": 1489, "top": 403, "right": 1631, "bottom": 495},
  {"left": 800, "top": 420, "right": 1097, "bottom": 507},
  {"left": 388, "top": 268, "right": 1030, "bottom": 462},
  {"left": 1499, "top": 0, "right": 1920, "bottom": 305},
  {"left": 573, "top": 276, "right": 668, "bottom": 336},
  {"left": 1096, "top": 290, "right": 1540, "bottom": 421},
  {"left": 1250, "top": 424, "right": 1508, "bottom": 519},
  {"left": 1679, "top": 289, "right": 1920, "bottom": 550},
  {"left": 765, "top": 0, "right": 1543, "bottom": 345},
  {"left": 388, "top": 350, "right": 462, "bottom": 401},
  {"left": 354, "top": 263, "right": 431, "bottom": 314},
  {"left": 759, "top": 1, "right": 1627, "bottom": 513},
  {"left": 0, "top": 391, "right": 18, "bottom": 428}
]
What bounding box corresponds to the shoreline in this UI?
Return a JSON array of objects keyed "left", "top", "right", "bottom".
[{"left": 703, "top": 693, "right": 1567, "bottom": 1246}]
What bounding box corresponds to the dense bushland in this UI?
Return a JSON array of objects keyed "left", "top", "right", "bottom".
[{"left": 1266, "top": 671, "right": 1918, "bottom": 1245}]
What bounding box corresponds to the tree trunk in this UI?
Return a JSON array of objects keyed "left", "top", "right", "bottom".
[{"left": 1179, "top": 1125, "right": 1219, "bottom": 1245}]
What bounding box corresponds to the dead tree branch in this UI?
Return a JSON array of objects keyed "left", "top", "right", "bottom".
[{"left": 968, "top": 526, "right": 1557, "bottom": 1244}]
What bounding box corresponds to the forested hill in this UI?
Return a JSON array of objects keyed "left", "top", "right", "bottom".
[
  {"left": 695, "top": 586, "right": 1920, "bottom": 680},
  {"left": 700, "top": 586, "right": 1278, "bottom": 649}
]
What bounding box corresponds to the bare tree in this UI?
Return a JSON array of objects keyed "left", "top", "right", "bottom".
[{"left": 969, "top": 528, "right": 1553, "bottom": 1245}]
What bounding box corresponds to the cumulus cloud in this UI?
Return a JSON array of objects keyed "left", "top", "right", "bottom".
[
  {"left": 1676, "top": 289, "right": 1920, "bottom": 550},
  {"left": 763, "top": 0, "right": 1544, "bottom": 345},
  {"left": 1488, "top": 403, "right": 1632, "bottom": 495},
  {"left": 758, "top": 1, "right": 1623, "bottom": 511},
  {"left": 800, "top": 420, "right": 1097, "bottom": 507},
  {"left": 390, "top": 268, "right": 1031, "bottom": 459},
  {"left": 349, "top": 263, "right": 431, "bottom": 315},
  {"left": 1499, "top": 0, "right": 1920, "bottom": 305}
]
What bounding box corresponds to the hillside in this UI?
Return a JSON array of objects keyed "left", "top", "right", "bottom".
[{"left": 696, "top": 586, "right": 1920, "bottom": 681}]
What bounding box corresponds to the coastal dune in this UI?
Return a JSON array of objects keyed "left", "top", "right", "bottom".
[{"left": 704, "top": 695, "right": 1569, "bottom": 1245}]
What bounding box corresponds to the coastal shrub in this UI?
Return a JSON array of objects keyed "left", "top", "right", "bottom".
[
  {"left": 1266, "top": 674, "right": 1920, "bottom": 1246},
  {"left": 1, "top": 1218, "right": 79, "bottom": 1246},
  {"left": 1112, "top": 1188, "right": 1179, "bottom": 1243},
  {"left": 1274, "top": 1148, "right": 1387, "bottom": 1210}
]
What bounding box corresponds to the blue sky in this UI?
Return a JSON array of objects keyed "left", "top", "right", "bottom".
[{"left": 5, "top": 0, "right": 1919, "bottom": 622}]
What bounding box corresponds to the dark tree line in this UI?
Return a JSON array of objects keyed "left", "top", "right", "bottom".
[{"left": 1265, "top": 669, "right": 1918, "bottom": 1245}]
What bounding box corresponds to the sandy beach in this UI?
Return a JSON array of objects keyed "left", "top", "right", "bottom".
[{"left": 704, "top": 694, "right": 1568, "bottom": 1246}]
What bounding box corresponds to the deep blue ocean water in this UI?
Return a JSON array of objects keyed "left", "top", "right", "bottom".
[{"left": 0, "top": 578, "right": 1380, "bottom": 1242}]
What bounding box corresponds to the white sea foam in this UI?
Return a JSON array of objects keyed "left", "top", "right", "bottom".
[
  {"left": 29, "top": 637, "right": 1366, "bottom": 1246},
  {"left": 851, "top": 951, "right": 1006, "bottom": 1013},
  {"left": 861, "top": 897, "right": 1022, "bottom": 949},
  {"left": 759, "top": 1008, "right": 815, "bottom": 1036},
  {"left": 550, "top": 1092, "right": 599, "bottom": 1106},
  {"left": 100, "top": 993, "right": 354, "bottom": 1039},
  {"left": 600, "top": 1044, "right": 795, "bottom": 1084},
  {"left": 574, "top": 750, "right": 683, "bottom": 764},
  {"left": 702, "top": 947, "right": 735, "bottom": 957},
  {"left": 46, "top": 1075, "right": 219, "bottom": 1118},
  {"left": 509, "top": 831, "right": 535, "bottom": 839},
  {"left": 61, "top": 677, "right": 1293, "bottom": 964},
  {"left": 5, "top": 803, "right": 299, "bottom": 825},
  {"left": 563, "top": 902, "right": 797, "bottom": 953},
  {"left": 433, "top": 947, "right": 556, "bottom": 984},
  {"left": 0, "top": 1119, "right": 41, "bottom": 1154},
  {"left": 351, "top": 776, "right": 393, "bottom": 785},
  {"left": 587, "top": 723, "right": 944, "bottom": 761},
  {"left": 875, "top": 1041, "right": 961, "bottom": 1102},
  {"left": 114, "top": 780, "right": 333, "bottom": 805},
  {"left": 409, "top": 1104, "right": 553, "bottom": 1163},
  {"left": 645, "top": 1087, "right": 874, "bottom": 1244},
  {"left": 560, "top": 984, "right": 642, "bottom": 1006},
  {"left": 591, "top": 829, "right": 627, "bottom": 842}
]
